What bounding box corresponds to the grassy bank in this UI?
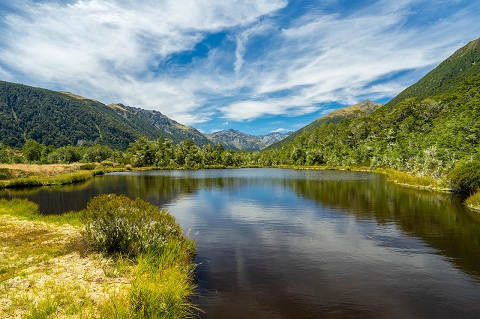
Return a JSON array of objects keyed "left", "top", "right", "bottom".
[
  {"left": 0, "top": 164, "right": 128, "bottom": 189},
  {"left": 0, "top": 196, "right": 197, "bottom": 318},
  {"left": 466, "top": 191, "right": 480, "bottom": 212},
  {"left": 374, "top": 167, "right": 449, "bottom": 191},
  {"left": 276, "top": 164, "right": 449, "bottom": 191}
]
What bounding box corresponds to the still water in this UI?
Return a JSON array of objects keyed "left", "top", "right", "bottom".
[{"left": 2, "top": 168, "right": 480, "bottom": 318}]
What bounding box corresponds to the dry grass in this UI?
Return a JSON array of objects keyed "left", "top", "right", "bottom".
[
  {"left": 0, "top": 164, "right": 82, "bottom": 178},
  {"left": 0, "top": 203, "right": 133, "bottom": 319}
]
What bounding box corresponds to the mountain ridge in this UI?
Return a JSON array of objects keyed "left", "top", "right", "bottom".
[
  {"left": 266, "top": 100, "right": 381, "bottom": 150},
  {"left": 206, "top": 129, "right": 290, "bottom": 151},
  {"left": 385, "top": 38, "right": 480, "bottom": 107},
  {"left": 0, "top": 81, "right": 209, "bottom": 149},
  {"left": 258, "top": 36, "right": 480, "bottom": 176}
]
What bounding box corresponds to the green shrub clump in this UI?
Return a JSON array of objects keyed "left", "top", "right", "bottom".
[
  {"left": 79, "top": 163, "right": 97, "bottom": 170},
  {"left": 0, "top": 168, "right": 11, "bottom": 180},
  {"left": 448, "top": 161, "right": 480, "bottom": 194},
  {"left": 82, "top": 194, "right": 185, "bottom": 257}
]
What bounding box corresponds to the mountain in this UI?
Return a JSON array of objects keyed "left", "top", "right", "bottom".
[
  {"left": 266, "top": 100, "right": 381, "bottom": 150},
  {"left": 108, "top": 104, "right": 210, "bottom": 146},
  {"left": 0, "top": 81, "right": 208, "bottom": 149},
  {"left": 386, "top": 37, "right": 480, "bottom": 107},
  {"left": 206, "top": 129, "right": 290, "bottom": 151},
  {"left": 259, "top": 37, "right": 480, "bottom": 176}
]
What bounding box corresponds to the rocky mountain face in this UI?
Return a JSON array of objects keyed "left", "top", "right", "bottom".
[
  {"left": 206, "top": 129, "right": 290, "bottom": 151},
  {"left": 108, "top": 104, "right": 211, "bottom": 146}
]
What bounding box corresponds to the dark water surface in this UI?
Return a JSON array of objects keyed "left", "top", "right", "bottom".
[{"left": 2, "top": 168, "right": 480, "bottom": 318}]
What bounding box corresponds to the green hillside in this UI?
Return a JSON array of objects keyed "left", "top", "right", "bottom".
[
  {"left": 386, "top": 38, "right": 480, "bottom": 107},
  {"left": 266, "top": 100, "right": 381, "bottom": 150},
  {"left": 259, "top": 37, "right": 480, "bottom": 178},
  {"left": 0, "top": 81, "right": 207, "bottom": 149}
]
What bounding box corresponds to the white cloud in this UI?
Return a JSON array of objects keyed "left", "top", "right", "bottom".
[
  {"left": 0, "top": 0, "right": 287, "bottom": 123},
  {"left": 0, "top": 0, "right": 479, "bottom": 129},
  {"left": 216, "top": 0, "right": 480, "bottom": 122},
  {"left": 271, "top": 128, "right": 288, "bottom": 133}
]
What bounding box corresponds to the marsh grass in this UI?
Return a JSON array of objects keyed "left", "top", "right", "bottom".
[
  {"left": 466, "top": 190, "right": 480, "bottom": 211},
  {"left": 375, "top": 168, "right": 446, "bottom": 190},
  {"left": 82, "top": 194, "right": 198, "bottom": 318},
  {"left": 1, "top": 196, "right": 197, "bottom": 318},
  {"left": 100, "top": 240, "right": 197, "bottom": 319}
]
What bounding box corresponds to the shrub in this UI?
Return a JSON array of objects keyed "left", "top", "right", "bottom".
[
  {"left": 448, "top": 161, "right": 480, "bottom": 194},
  {"left": 79, "top": 163, "right": 97, "bottom": 170},
  {"left": 100, "top": 160, "right": 114, "bottom": 168},
  {"left": 82, "top": 194, "right": 185, "bottom": 257},
  {"left": 0, "top": 168, "right": 11, "bottom": 180},
  {"left": 466, "top": 190, "right": 480, "bottom": 211}
]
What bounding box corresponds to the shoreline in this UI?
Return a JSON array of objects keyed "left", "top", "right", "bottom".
[{"left": 2, "top": 163, "right": 478, "bottom": 211}]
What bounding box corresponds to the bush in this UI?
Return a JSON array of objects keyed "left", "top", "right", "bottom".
[
  {"left": 448, "top": 161, "right": 480, "bottom": 194},
  {"left": 0, "top": 168, "right": 11, "bottom": 180},
  {"left": 466, "top": 190, "right": 480, "bottom": 211},
  {"left": 82, "top": 194, "right": 185, "bottom": 257},
  {"left": 79, "top": 163, "right": 97, "bottom": 170}
]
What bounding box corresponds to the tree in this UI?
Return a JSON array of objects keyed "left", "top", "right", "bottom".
[{"left": 23, "top": 139, "right": 44, "bottom": 162}]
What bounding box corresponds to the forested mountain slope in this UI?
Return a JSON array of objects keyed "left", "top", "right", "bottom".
[
  {"left": 0, "top": 81, "right": 206, "bottom": 149},
  {"left": 386, "top": 38, "right": 480, "bottom": 107},
  {"left": 259, "top": 38, "right": 480, "bottom": 177},
  {"left": 267, "top": 100, "right": 381, "bottom": 150}
]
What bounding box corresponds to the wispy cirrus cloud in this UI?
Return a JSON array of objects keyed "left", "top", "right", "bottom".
[{"left": 0, "top": 0, "right": 479, "bottom": 133}]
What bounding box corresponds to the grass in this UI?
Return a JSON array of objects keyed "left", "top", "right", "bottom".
[
  {"left": 0, "top": 169, "right": 105, "bottom": 188},
  {"left": 0, "top": 197, "right": 197, "bottom": 318},
  {"left": 275, "top": 164, "right": 447, "bottom": 190},
  {"left": 0, "top": 163, "right": 129, "bottom": 189},
  {"left": 466, "top": 190, "right": 480, "bottom": 211},
  {"left": 374, "top": 167, "right": 448, "bottom": 190},
  {"left": 100, "top": 241, "right": 197, "bottom": 319}
]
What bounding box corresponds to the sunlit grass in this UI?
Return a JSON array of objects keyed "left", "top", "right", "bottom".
[
  {"left": 0, "top": 197, "right": 197, "bottom": 318},
  {"left": 100, "top": 240, "right": 197, "bottom": 319},
  {"left": 466, "top": 190, "right": 480, "bottom": 211},
  {"left": 375, "top": 167, "right": 447, "bottom": 190},
  {"left": 0, "top": 169, "right": 104, "bottom": 188}
]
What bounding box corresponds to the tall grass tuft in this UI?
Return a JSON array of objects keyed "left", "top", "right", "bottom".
[
  {"left": 81, "top": 194, "right": 186, "bottom": 257},
  {"left": 448, "top": 161, "right": 480, "bottom": 194},
  {"left": 82, "top": 194, "right": 197, "bottom": 318},
  {"left": 466, "top": 190, "right": 480, "bottom": 211}
]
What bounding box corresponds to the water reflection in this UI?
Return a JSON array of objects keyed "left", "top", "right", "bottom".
[{"left": 1, "top": 168, "right": 480, "bottom": 318}]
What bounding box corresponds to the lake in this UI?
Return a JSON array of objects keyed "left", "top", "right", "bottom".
[{"left": 2, "top": 168, "right": 480, "bottom": 318}]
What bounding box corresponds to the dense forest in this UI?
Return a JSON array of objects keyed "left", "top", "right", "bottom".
[{"left": 0, "top": 81, "right": 208, "bottom": 149}]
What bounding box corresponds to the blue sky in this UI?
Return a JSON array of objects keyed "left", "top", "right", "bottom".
[{"left": 0, "top": 0, "right": 479, "bottom": 135}]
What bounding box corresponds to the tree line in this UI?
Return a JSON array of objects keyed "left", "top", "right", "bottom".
[{"left": 0, "top": 136, "right": 258, "bottom": 168}]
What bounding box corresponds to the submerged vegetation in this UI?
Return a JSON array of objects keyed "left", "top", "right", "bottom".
[{"left": 0, "top": 196, "right": 196, "bottom": 318}]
